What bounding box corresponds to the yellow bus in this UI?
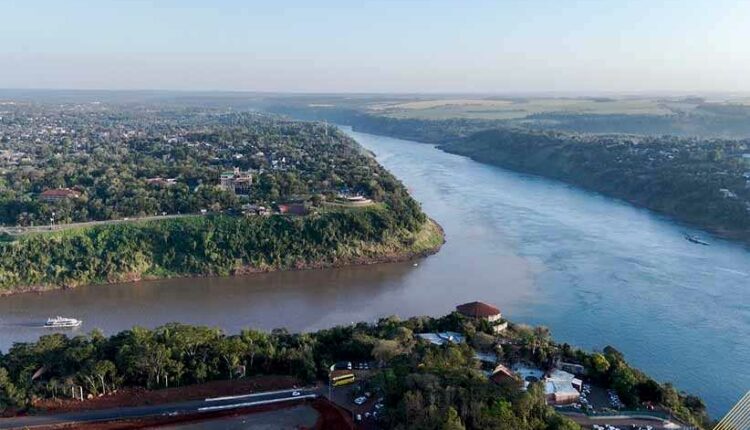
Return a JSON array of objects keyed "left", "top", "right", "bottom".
[{"left": 331, "top": 371, "right": 355, "bottom": 387}]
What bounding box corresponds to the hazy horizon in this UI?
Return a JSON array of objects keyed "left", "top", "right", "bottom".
[{"left": 2, "top": 0, "right": 750, "bottom": 94}]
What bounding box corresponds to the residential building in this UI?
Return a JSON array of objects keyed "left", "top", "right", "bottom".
[
  {"left": 147, "top": 177, "right": 177, "bottom": 187},
  {"left": 219, "top": 167, "right": 253, "bottom": 195},
  {"left": 277, "top": 202, "right": 308, "bottom": 216},
  {"left": 40, "top": 188, "right": 81, "bottom": 202},
  {"left": 490, "top": 363, "right": 520, "bottom": 385}
]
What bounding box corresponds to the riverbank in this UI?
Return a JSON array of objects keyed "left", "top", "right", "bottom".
[
  {"left": 270, "top": 106, "right": 750, "bottom": 246},
  {"left": 438, "top": 131, "right": 750, "bottom": 247},
  {"left": 0, "top": 309, "right": 711, "bottom": 429},
  {"left": 0, "top": 214, "right": 444, "bottom": 297},
  {"left": 347, "top": 121, "right": 750, "bottom": 247}
]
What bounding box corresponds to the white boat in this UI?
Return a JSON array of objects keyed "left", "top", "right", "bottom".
[{"left": 44, "top": 316, "right": 82, "bottom": 328}]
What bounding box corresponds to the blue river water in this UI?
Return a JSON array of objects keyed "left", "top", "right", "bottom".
[{"left": 347, "top": 129, "right": 749, "bottom": 418}]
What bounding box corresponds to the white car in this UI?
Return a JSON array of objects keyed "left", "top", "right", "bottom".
[
  {"left": 292, "top": 390, "right": 301, "bottom": 397},
  {"left": 354, "top": 396, "right": 367, "bottom": 405}
]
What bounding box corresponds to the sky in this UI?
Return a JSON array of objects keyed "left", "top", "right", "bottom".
[{"left": 1, "top": 0, "right": 750, "bottom": 94}]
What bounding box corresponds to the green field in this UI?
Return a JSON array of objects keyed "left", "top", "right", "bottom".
[{"left": 369, "top": 97, "right": 678, "bottom": 120}]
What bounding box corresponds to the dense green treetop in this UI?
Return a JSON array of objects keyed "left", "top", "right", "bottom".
[
  {"left": 0, "top": 312, "right": 709, "bottom": 429},
  {"left": 0, "top": 104, "right": 418, "bottom": 226}
]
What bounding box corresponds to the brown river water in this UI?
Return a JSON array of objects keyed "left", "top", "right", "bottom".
[{"left": 1, "top": 128, "right": 748, "bottom": 417}]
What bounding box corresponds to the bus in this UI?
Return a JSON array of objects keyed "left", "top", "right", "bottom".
[{"left": 331, "top": 371, "right": 355, "bottom": 387}]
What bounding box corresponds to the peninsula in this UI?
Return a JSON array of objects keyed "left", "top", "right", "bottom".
[{"left": 0, "top": 103, "right": 443, "bottom": 295}]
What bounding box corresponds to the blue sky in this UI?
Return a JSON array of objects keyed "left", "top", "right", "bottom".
[{"left": 1, "top": 0, "right": 749, "bottom": 93}]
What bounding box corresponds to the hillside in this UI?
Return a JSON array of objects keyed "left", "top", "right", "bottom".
[
  {"left": 262, "top": 102, "right": 750, "bottom": 245},
  {"left": 441, "top": 129, "right": 750, "bottom": 243},
  {"left": 0, "top": 106, "right": 443, "bottom": 294}
]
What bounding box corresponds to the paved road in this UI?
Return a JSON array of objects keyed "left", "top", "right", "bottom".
[
  {"left": 0, "top": 214, "right": 195, "bottom": 236},
  {"left": 0, "top": 388, "right": 319, "bottom": 429}
]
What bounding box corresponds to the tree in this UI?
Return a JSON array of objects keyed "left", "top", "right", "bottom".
[
  {"left": 216, "top": 337, "right": 247, "bottom": 380},
  {"left": 471, "top": 332, "right": 496, "bottom": 351},
  {"left": 546, "top": 414, "right": 581, "bottom": 430},
  {"left": 372, "top": 340, "right": 401, "bottom": 365},
  {"left": 611, "top": 366, "right": 638, "bottom": 406},
  {"left": 0, "top": 368, "right": 24, "bottom": 412},
  {"left": 590, "top": 353, "right": 610, "bottom": 376},
  {"left": 441, "top": 406, "right": 466, "bottom": 430}
]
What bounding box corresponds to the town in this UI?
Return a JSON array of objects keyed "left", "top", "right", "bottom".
[{"left": 0, "top": 102, "right": 377, "bottom": 233}]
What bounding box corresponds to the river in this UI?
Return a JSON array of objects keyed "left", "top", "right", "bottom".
[{"left": 1, "top": 129, "right": 748, "bottom": 417}]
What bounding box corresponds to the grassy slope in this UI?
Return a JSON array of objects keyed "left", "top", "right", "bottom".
[{"left": 0, "top": 213, "right": 444, "bottom": 295}]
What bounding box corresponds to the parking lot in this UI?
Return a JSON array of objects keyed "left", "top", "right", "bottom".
[
  {"left": 569, "top": 382, "right": 626, "bottom": 413},
  {"left": 327, "top": 361, "right": 385, "bottom": 428}
]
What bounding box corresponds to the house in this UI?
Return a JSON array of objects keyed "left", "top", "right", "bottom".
[
  {"left": 219, "top": 168, "right": 253, "bottom": 195},
  {"left": 147, "top": 177, "right": 177, "bottom": 187},
  {"left": 490, "top": 363, "right": 520, "bottom": 385},
  {"left": 40, "top": 188, "right": 81, "bottom": 202},
  {"left": 456, "top": 301, "right": 507, "bottom": 333},
  {"left": 242, "top": 204, "right": 270, "bottom": 216},
  {"left": 278, "top": 202, "right": 308, "bottom": 216},
  {"left": 337, "top": 194, "right": 374, "bottom": 206},
  {"left": 544, "top": 369, "right": 582, "bottom": 405}
]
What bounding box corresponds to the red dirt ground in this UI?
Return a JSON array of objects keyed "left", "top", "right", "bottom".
[
  {"left": 35, "top": 398, "right": 353, "bottom": 430},
  {"left": 32, "top": 375, "right": 302, "bottom": 414},
  {"left": 311, "top": 398, "right": 356, "bottom": 430}
]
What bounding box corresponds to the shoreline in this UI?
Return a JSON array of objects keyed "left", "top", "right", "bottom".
[
  {"left": 344, "top": 124, "right": 749, "bottom": 248},
  {"left": 440, "top": 146, "right": 750, "bottom": 248},
  {"left": 0, "top": 218, "right": 445, "bottom": 298}
]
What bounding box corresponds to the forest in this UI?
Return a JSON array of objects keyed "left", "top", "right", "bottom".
[
  {"left": 0, "top": 105, "right": 414, "bottom": 225},
  {"left": 0, "top": 312, "right": 709, "bottom": 429}
]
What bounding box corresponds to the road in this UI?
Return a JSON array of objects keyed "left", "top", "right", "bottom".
[
  {"left": 0, "top": 214, "right": 195, "bottom": 236},
  {"left": 0, "top": 388, "right": 319, "bottom": 429}
]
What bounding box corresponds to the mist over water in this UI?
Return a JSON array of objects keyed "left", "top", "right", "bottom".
[{"left": 0, "top": 129, "right": 747, "bottom": 417}]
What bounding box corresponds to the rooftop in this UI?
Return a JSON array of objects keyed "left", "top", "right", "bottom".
[
  {"left": 456, "top": 301, "right": 501, "bottom": 318},
  {"left": 416, "top": 331, "right": 465, "bottom": 346},
  {"left": 40, "top": 188, "right": 80, "bottom": 198},
  {"left": 545, "top": 369, "right": 582, "bottom": 397}
]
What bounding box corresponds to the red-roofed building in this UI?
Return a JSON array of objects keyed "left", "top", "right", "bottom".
[
  {"left": 490, "top": 364, "right": 520, "bottom": 386},
  {"left": 456, "top": 301, "right": 502, "bottom": 321},
  {"left": 278, "top": 202, "right": 308, "bottom": 216},
  {"left": 40, "top": 188, "right": 81, "bottom": 202},
  {"left": 456, "top": 301, "right": 507, "bottom": 333}
]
